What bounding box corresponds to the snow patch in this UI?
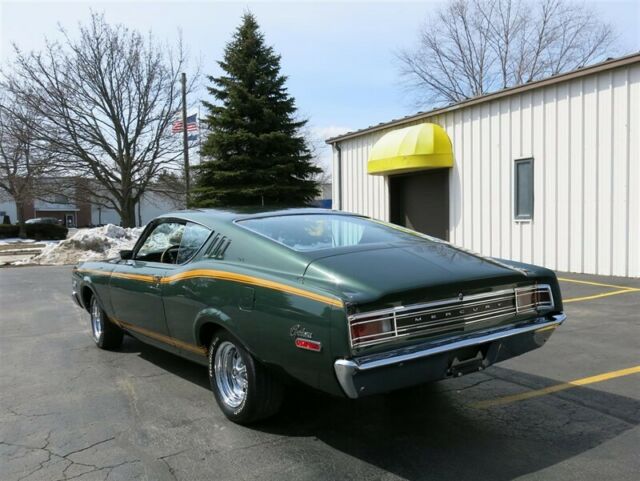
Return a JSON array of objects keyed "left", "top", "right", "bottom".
[
  {"left": 0, "top": 238, "right": 48, "bottom": 245},
  {"left": 27, "top": 225, "right": 144, "bottom": 265},
  {"left": 0, "top": 238, "right": 28, "bottom": 244}
]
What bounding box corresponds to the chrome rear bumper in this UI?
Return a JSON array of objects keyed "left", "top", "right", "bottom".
[{"left": 334, "top": 313, "right": 566, "bottom": 399}]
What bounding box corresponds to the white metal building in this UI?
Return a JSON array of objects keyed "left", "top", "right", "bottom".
[{"left": 327, "top": 53, "right": 640, "bottom": 277}]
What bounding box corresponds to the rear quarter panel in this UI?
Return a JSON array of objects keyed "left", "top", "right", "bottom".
[
  {"left": 161, "top": 259, "right": 348, "bottom": 396},
  {"left": 496, "top": 259, "right": 564, "bottom": 312}
]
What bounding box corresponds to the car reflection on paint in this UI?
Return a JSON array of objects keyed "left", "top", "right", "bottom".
[{"left": 72, "top": 207, "right": 566, "bottom": 424}]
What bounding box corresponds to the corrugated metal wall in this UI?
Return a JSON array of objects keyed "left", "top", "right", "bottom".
[{"left": 333, "top": 62, "right": 640, "bottom": 277}]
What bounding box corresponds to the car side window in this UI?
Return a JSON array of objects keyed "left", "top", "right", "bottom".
[
  {"left": 176, "top": 222, "right": 211, "bottom": 264},
  {"left": 136, "top": 222, "right": 185, "bottom": 262}
]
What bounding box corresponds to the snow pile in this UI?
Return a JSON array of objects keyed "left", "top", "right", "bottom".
[
  {"left": 30, "top": 224, "right": 144, "bottom": 265},
  {"left": 138, "top": 222, "right": 184, "bottom": 254}
]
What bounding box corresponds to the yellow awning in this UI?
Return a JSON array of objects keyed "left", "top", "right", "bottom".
[{"left": 368, "top": 123, "right": 453, "bottom": 175}]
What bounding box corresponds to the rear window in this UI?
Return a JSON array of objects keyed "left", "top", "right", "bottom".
[{"left": 238, "top": 214, "right": 425, "bottom": 252}]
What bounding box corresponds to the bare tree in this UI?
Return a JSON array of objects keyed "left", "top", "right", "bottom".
[
  {"left": 147, "top": 169, "right": 187, "bottom": 205},
  {"left": 2, "top": 13, "right": 195, "bottom": 227},
  {"left": 303, "top": 125, "right": 333, "bottom": 190},
  {"left": 0, "top": 92, "right": 58, "bottom": 237},
  {"left": 398, "top": 0, "right": 615, "bottom": 105}
]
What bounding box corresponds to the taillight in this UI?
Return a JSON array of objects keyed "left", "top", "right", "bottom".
[
  {"left": 515, "top": 285, "right": 554, "bottom": 313},
  {"left": 536, "top": 288, "right": 552, "bottom": 306},
  {"left": 350, "top": 317, "right": 394, "bottom": 346},
  {"left": 349, "top": 284, "right": 554, "bottom": 349}
]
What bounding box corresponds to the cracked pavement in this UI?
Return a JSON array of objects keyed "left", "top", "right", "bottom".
[{"left": 1, "top": 266, "right": 639, "bottom": 480}]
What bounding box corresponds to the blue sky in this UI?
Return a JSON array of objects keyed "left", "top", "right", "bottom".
[{"left": 1, "top": 0, "right": 639, "bottom": 169}]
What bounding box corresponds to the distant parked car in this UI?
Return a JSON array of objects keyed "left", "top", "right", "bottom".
[
  {"left": 72, "top": 208, "right": 566, "bottom": 424},
  {"left": 25, "top": 217, "right": 61, "bottom": 225}
]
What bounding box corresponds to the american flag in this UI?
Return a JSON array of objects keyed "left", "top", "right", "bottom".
[{"left": 172, "top": 114, "right": 198, "bottom": 134}]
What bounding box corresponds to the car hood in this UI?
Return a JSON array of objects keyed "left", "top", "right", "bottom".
[{"left": 303, "top": 242, "right": 532, "bottom": 307}]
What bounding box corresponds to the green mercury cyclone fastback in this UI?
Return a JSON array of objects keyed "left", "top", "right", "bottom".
[{"left": 72, "top": 208, "right": 566, "bottom": 424}]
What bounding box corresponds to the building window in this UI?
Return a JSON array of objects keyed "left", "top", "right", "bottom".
[{"left": 514, "top": 158, "right": 533, "bottom": 220}]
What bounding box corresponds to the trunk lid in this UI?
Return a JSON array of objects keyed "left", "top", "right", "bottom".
[
  {"left": 303, "top": 242, "right": 546, "bottom": 355},
  {"left": 304, "top": 242, "right": 530, "bottom": 308}
]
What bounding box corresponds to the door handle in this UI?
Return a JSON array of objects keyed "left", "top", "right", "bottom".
[{"left": 152, "top": 275, "right": 163, "bottom": 287}]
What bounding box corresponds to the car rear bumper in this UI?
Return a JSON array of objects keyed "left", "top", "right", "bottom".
[{"left": 334, "top": 313, "right": 566, "bottom": 399}]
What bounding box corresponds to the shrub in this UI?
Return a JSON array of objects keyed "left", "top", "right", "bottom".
[
  {"left": 0, "top": 225, "right": 19, "bottom": 238},
  {"left": 26, "top": 223, "right": 68, "bottom": 240},
  {"left": 0, "top": 223, "right": 68, "bottom": 240}
]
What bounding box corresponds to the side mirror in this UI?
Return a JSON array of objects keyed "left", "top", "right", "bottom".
[{"left": 120, "top": 249, "right": 133, "bottom": 260}]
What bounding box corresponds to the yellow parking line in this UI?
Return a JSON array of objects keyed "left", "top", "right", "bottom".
[
  {"left": 564, "top": 288, "right": 639, "bottom": 304},
  {"left": 558, "top": 277, "right": 640, "bottom": 303},
  {"left": 557, "top": 277, "right": 639, "bottom": 290},
  {"left": 472, "top": 365, "right": 640, "bottom": 409}
]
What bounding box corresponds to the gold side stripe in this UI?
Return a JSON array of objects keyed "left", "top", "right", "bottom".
[
  {"left": 112, "top": 317, "right": 207, "bottom": 356},
  {"left": 77, "top": 269, "right": 343, "bottom": 308},
  {"left": 77, "top": 269, "right": 155, "bottom": 283},
  {"left": 161, "top": 269, "right": 344, "bottom": 307},
  {"left": 110, "top": 272, "right": 155, "bottom": 283},
  {"left": 77, "top": 268, "right": 113, "bottom": 277}
]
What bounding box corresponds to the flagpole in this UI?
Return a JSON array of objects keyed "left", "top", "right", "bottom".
[
  {"left": 181, "top": 72, "right": 190, "bottom": 207},
  {"left": 197, "top": 105, "right": 202, "bottom": 165}
]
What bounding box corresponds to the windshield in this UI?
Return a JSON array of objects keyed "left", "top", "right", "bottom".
[{"left": 238, "top": 214, "right": 427, "bottom": 252}]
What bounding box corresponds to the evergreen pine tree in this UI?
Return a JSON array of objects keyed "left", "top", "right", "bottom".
[{"left": 192, "top": 13, "right": 321, "bottom": 207}]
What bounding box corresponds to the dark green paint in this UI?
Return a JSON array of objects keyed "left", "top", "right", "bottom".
[{"left": 73, "top": 208, "right": 564, "bottom": 398}]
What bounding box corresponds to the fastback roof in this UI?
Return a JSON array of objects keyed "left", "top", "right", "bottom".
[{"left": 157, "top": 207, "right": 353, "bottom": 229}]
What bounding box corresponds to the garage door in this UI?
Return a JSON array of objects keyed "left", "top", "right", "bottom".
[{"left": 389, "top": 169, "right": 449, "bottom": 240}]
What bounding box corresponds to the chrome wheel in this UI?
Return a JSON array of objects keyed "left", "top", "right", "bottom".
[
  {"left": 90, "top": 297, "right": 103, "bottom": 342},
  {"left": 214, "top": 341, "right": 248, "bottom": 408}
]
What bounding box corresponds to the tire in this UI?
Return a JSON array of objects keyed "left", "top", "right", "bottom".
[
  {"left": 89, "top": 295, "right": 123, "bottom": 350},
  {"left": 208, "top": 330, "right": 283, "bottom": 424}
]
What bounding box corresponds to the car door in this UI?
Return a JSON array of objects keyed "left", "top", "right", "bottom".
[
  {"left": 109, "top": 220, "right": 185, "bottom": 346},
  {"left": 161, "top": 221, "right": 215, "bottom": 357}
]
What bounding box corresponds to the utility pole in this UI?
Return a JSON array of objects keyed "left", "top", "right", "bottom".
[{"left": 181, "top": 72, "right": 190, "bottom": 207}]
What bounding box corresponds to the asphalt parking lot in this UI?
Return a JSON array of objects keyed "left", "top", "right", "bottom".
[{"left": 1, "top": 266, "right": 639, "bottom": 481}]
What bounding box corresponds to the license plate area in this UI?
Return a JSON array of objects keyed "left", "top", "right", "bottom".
[{"left": 446, "top": 345, "right": 488, "bottom": 377}]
